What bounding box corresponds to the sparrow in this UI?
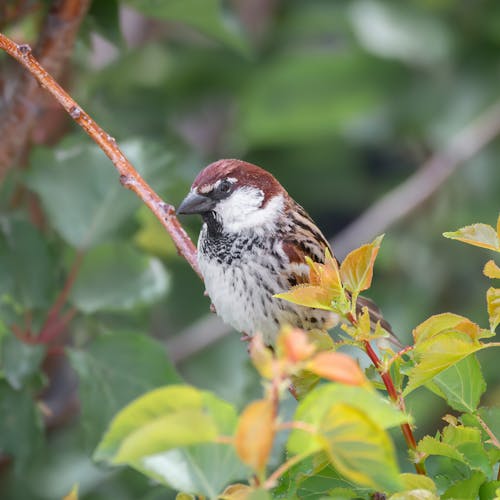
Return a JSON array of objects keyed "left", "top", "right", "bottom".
[{"left": 178, "top": 159, "right": 397, "bottom": 347}]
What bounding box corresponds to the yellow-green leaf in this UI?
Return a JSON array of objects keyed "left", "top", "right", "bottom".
[
  {"left": 487, "top": 287, "right": 500, "bottom": 331},
  {"left": 113, "top": 409, "right": 218, "bottom": 463},
  {"left": 389, "top": 490, "right": 438, "bottom": 500},
  {"left": 62, "top": 485, "right": 79, "bottom": 500},
  {"left": 443, "top": 223, "right": 500, "bottom": 251},
  {"left": 417, "top": 435, "right": 466, "bottom": 463},
  {"left": 275, "top": 285, "right": 335, "bottom": 311},
  {"left": 412, "top": 313, "right": 483, "bottom": 344},
  {"left": 340, "top": 235, "right": 384, "bottom": 293},
  {"left": 288, "top": 384, "right": 409, "bottom": 457},
  {"left": 484, "top": 260, "right": 500, "bottom": 279},
  {"left": 318, "top": 403, "right": 402, "bottom": 492},
  {"left": 235, "top": 399, "right": 275, "bottom": 474},
  {"left": 404, "top": 332, "right": 489, "bottom": 396},
  {"left": 399, "top": 473, "right": 437, "bottom": 493},
  {"left": 95, "top": 385, "right": 237, "bottom": 463}
]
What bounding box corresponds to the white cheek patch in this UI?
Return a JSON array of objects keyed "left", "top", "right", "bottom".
[{"left": 216, "top": 188, "right": 284, "bottom": 233}]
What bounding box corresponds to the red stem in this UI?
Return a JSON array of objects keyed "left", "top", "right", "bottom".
[
  {"left": 37, "top": 251, "right": 84, "bottom": 342},
  {"left": 363, "top": 340, "right": 425, "bottom": 474}
]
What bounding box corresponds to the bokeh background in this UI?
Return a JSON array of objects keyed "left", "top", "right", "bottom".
[{"left": 1, "top": 0, "right": 499, "bottom": 498}]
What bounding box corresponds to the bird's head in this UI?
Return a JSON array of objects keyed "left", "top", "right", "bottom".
[{"left": 177, "top": 159, "right": 286, "bottom": 233}]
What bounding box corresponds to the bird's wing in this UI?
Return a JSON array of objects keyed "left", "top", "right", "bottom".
[
  {"left": 280, "top": 201, "right": 402, "bottom": 347},
  {"left": 280, "top": 202, "right": 332, "bottom": 285}
]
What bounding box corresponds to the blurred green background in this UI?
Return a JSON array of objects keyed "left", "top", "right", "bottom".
[{"left": 0, "top": 0, "right": 499, "bottom": 498}]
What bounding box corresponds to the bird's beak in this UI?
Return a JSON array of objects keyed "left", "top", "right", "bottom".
[{"left": 177, "top": 191, "right": 215, "bottom": 215}]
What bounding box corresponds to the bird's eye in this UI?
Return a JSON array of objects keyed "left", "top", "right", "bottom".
[{"left": 218, "top": 179, "right": 232, "bottom": 194}]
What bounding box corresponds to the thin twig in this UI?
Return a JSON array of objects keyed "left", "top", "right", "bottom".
[
  {"left": 0, "top": 32, "right": 200, "bottom": 277},
  {"left": 263, "top": 452, "right": 312, "bottom": 489},
  {"left": 333, "top": 100, "right": 500, "bottom": 258},
  {"left": 475, "top": 414, "right": 500, "bottom": 450}
]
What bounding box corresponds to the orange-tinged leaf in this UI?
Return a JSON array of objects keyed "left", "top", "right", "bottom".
[
  {"left": 306, "top": 250, "right": 344, "bottom": 297},
  {"left": 307, "top": 351, "right": 366, "bottom": 386},
  {"left": 277, "top": 326, "right": 316, "bottom": 364},
  {"left": 412, "top": 313, "right": 482, "bottom": 344},
  {"left": 305, "top": 256, "right": 321, "bottom": 285},
  {"left": 235, "top": 399, "right": 275, "bottom": 474},
  {"left": 484, "top": 260, "right": 500, "bottom": 279},
  {"left": 249, "top": 333, "right": 274, "bottom": 379},
  {"left": 340, "top": 235, "right": 384, "bottom": 293},
  {"left": 487, "top": 287, "right": 500, "bottom": 331},
  {"left": 275, "top": 285, "right": 334, "bottom": 311},
  {"left": 443, "top": 223, "right": 500, "bottom": 251}
]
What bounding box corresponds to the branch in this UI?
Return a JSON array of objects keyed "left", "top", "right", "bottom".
[
  {"left": 0, "top": 0, "right": 91, "bottom": 178},
  {"left": 0, "top": 32, "right": 201, "bottom": 277},
  {"left": 333, "top": 99, "right": 500, "bottom": 258},
  {"left": 166, "top": 315, "right": 233, "bottom": 363}
]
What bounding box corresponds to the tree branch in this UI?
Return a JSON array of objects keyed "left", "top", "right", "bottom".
[
  {"left": 0, "top": 32, "right": 201, "bottom": 277},
  {"left": 0, "top": 0, "right": 91, "bottom": 179},
  {"left": 333, "top": 99, "right": 500, "bottom": 258}
]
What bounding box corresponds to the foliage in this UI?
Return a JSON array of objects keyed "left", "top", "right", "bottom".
[
  {"left": 1, "top": 1, "right": 500, "bottom": 499},
  {"left": 92, "top": 216, "right": 500, "bottom": 499}
]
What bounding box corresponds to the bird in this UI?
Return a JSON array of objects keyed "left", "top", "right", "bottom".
[{"left": 177, "top": 159, "right": 398, "bottom": 347}]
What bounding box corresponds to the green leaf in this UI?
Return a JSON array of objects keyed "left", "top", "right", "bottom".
[
  {"left": 317, "top": 403, "right": 402, "bottom": 492},
  {"left": 87, "top": 0, "right": 122, "bottom": 47},
  {"left": 70, "top": 243, "right": 169, "bottom": 313},
  {"left": 95, "top": 385, "right": 235, "bottom": 462},
  {"left": 124, "top": 0, "right": 249, "bottom": 55},
  {"left": 441, "top": 425, "right": 492, "bottom": 477},
  {"left": 0, "top": 219, "right": 55, "bottom": 308},
  {"left": 428, "top": 355, "right": 486, "bottom": 413},
  {"left": 68, "top": 332, "right": 180, "bottom": 448},
  {"left": 442, "top": 471, "right": 486, "bottom": 499},
  {"left": 0, "top": 333, "right": 45, "bottom": 390},
  {"left": 443, "top": 223, "right": 500, "bottom": 252},
  {"left": 274, "top": 453, "right": 370, "bottom": 500},
  {"left": 418, "top": 424, "right": 492, "bottom": 478},
  {"left": 144, "top": 443, "right": 249, "bottom": 499},
  {"left": 417, "top": 435, "right": 466, "bottom": 464},
  {"left": 480, "top": 481, "right": 500, "bottom": 500},
  {"left": 96, "top": 385, "right": 248, "bottom": 499},
  {"left": 288, "top": 384, "right": 409, "bottom": 456},
  {"left": 240, "top": 51, "right": 383, "bottom": 147},
  {"left": 403, "top": 331, "right": 491, "bottom": 396},
  {"left": 27, "top": 138, "right": 173, "bottom": 249},
  {"left": 339, "top": 235, "right": 383, "bottom": 294},
  {"left": 0, "top": 381, "right": 43, "bottom": 469},
  {"left": 462, "top": 407, "right": 500, "bottom": 447},
  {"left": 349, "top": 1, "right": 451, "bottom": 65}
]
